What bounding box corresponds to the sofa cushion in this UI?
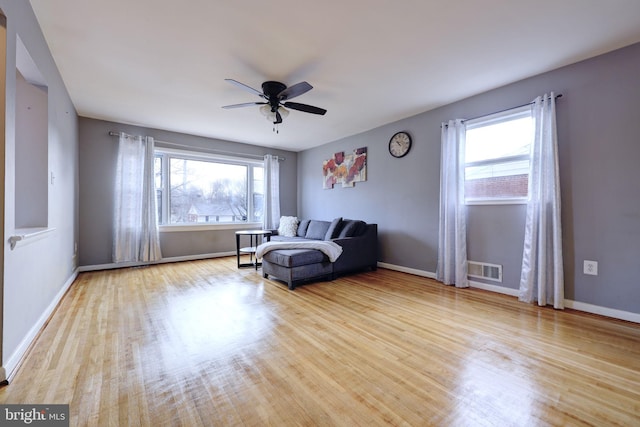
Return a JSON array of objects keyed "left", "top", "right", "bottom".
[
  {"left": 297, "top": 219, "right": 310, "bottom": 237},
  {"left": 305, "top": 220, "right": 331, "bottom": 240},
  {"left": 262, "top": 248, "right": 328, "bottom": 267},
  {"left": 337, "top": 220, "right": 366, "bottom": 238},
  {"left": 278, "top": 216, "right": 299, "bottom": 237},
  {"left": 324, "top": 217, "right": 343, "bottom": 240}
]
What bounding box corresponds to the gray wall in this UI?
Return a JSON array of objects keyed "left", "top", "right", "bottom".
[
  {"left": 1, "top": 1, "right": 79, "bottom": 376},
  {"left": 299, "top": 42, "right": 640, "bottom": 315},
  {"left": 15, "top": 70, "right": 48, "bottom": 228},
  {"left": 78, "top": 117, "right": 298, "bottom": 266}
]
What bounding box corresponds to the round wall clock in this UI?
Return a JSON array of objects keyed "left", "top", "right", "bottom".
[{"left": 389, "top": 131, "right": 412, "bottom": 158}]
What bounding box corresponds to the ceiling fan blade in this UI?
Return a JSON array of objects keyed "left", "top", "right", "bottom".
[
  {"left": 278, "top": 81, "right": 313, "bottom": 100},
  {"left": 283, "top": 101, "right": 327, "bottom": 115},
  {"left": 225, "top": 79, "right": 265, "bottom": 98},
  {"left": 222, "top": 102, "right": 267, "bottom": 109}
]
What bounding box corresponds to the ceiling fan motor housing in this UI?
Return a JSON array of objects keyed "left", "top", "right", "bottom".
[{"left": 262, "top": 81, "right": 287, "bottom": 111}]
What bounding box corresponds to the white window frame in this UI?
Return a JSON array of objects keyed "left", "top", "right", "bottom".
[
  {"left": 464, "top": 105, "right": 533, "bottom": 205},
  {"left": 155, "top": 147, "right": 264, "bottom": 231}
]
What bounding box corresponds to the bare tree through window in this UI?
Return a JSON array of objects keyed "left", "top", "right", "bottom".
[{"left": 154, "top": 151, "right": 264, "bottom": 225}]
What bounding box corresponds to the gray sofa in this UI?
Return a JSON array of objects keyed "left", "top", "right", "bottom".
[{"left": 261, "top": 218, "right": 378, "bottom": 290}]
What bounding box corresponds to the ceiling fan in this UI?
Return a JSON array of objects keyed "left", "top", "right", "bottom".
[{"left": 222, "top": 79, "right": 327, "bottom": 129}]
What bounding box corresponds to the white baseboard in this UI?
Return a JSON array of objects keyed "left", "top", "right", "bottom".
[
  {"left": 564, "top": 299, "right": 640, "bottom": 324},
  {"left": 468, "top": 280, "right": 520, "bottom": 297},
  {"left": 1, "top": 269, "right": 79, "bottom": 383},
  {"left": 378, "top": 262, "right": 638, "bottom": 324},
  {"left": 78, "top": 251, "right": 236, "bottom": 272},
  {"left": 377, "top": 262, "right": 436, "bottom": 279}
]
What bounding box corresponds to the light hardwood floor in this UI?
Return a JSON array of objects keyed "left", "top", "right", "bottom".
[{"left": 1, "top": 257, "right": 639, "bottom": 426}]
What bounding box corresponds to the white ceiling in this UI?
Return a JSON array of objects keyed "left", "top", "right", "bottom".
[{"left": 29, "top": 0, "right": 640, "bottom": 152}]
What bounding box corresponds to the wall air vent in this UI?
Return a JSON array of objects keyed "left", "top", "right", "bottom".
[{"left": 468, "top": 261, "right": 503, "bottom": 282}]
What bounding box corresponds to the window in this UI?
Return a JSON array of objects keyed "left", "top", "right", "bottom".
[
  {"left": 464, "top": 105, "right": 533, "bottom": 204},
  {"left": 154, "top": 149, "right": 264, "bottom": 226}
]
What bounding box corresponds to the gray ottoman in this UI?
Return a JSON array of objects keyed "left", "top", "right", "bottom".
[{"left": 262, "top": 248, "right": 333, "bottom": 290}]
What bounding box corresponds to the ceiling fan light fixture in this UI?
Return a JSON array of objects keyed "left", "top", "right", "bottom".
[
  {"left": 260, "top": 105, "right": 277, "bottom": 122},
  {"left": 259, "top": 105, "right": 290, "bottom": 122},
  {"left": 278, "top": 106, "right": 290, "bottom": 118},
  {"left": 260, "top": 104, "right": 272, "bottom": 116}
]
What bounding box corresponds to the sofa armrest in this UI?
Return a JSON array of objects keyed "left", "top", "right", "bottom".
[{"left": 331, "top": 224, "right": 378, "bottom": 274}]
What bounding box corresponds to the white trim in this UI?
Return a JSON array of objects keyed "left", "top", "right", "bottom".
[
  {"left": 468, "top": 279, "right": 519, "bottom": 297},
  {"left": 160, "top": 223, "right": 263, "bottom": 232},
  {"left": 8, "top": 227, "right": 56, "bottom": 250},
  {"left": 78, "top": 251, "right": 236, "bottom": 272},
  {"left": 377, "top": 262, "right": 436, "bottom": 279},
  {"left": 466, "top": 198, "right": 528, "bottom": 206},
  {"left": 2, "top": 269, "right": 78, "bottom": 383},
  {"left": 564, "top": 300, "right": 640, "bottom": 324},
  {"left": 465, "top": 153, "right": 530, "bottom": 168}
]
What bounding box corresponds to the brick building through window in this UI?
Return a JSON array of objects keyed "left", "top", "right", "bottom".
[
  {"left": 464, "top": 105, "right": 533, "bottom": 203},
  {"left": 465, "top": 174, "right": 528, "bottom": 199}
]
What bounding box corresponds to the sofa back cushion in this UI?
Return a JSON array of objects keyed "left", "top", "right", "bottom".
[
  {"left": 324, "top": 217, "right": 343, "bottom": 240},
  {"left": 305, "top": 220, "right": 331, "bottom": 240},
  {"left": 337, "top": 220, "right": 367, "bottom": 238},
  {"left": 297, "top": 219, "right": 310, "bottom": 237}
]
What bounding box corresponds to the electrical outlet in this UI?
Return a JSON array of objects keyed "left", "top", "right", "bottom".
[{"left": 584, "top": 260, "right": 598, "bottom": 276}]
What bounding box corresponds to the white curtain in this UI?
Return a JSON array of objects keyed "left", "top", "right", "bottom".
[
  {"left": 262, "top": 154, "right": 280, "bottom": 230},
  {"left": 113, "top": 133, "right": 162, "bottom": 263},
  {"left": 436, "top": 119, "right": 468, "bottom": 288},
  {"left": 519, "top": 93, "right": 564, "bottom": 308}
]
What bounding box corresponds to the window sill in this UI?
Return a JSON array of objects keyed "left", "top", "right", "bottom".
[
  {"left": 159, "top": 222, "right": 263, "bottom": 233},
  {"left": 466, "top": 198, "right": 528, "bottom": 206},
  {"left": 9, "top": 227, "right": 56, "bottom": 249}
]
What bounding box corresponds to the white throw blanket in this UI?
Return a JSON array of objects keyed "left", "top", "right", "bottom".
[{"left": 256, "top": 240, "right": 343, "bottom": 262}]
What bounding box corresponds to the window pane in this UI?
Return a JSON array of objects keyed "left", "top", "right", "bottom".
[
  {"left": 169, "top": 158, "right": 247, "bottom": 224},
  {"left": 466, "top": 116, "right": 533, "bottom": 163}
]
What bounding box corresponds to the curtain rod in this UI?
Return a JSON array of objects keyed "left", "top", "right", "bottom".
[
  {"left": 442, "top": 93, "right": 563, "bottom": 127},
  {"left": 108, "top": 131, "right": 285, "bottom": 161}
]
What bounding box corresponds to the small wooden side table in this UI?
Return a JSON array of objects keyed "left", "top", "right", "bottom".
[{"left": 235, "top": 230, "right": 272, "bottom": 269}]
